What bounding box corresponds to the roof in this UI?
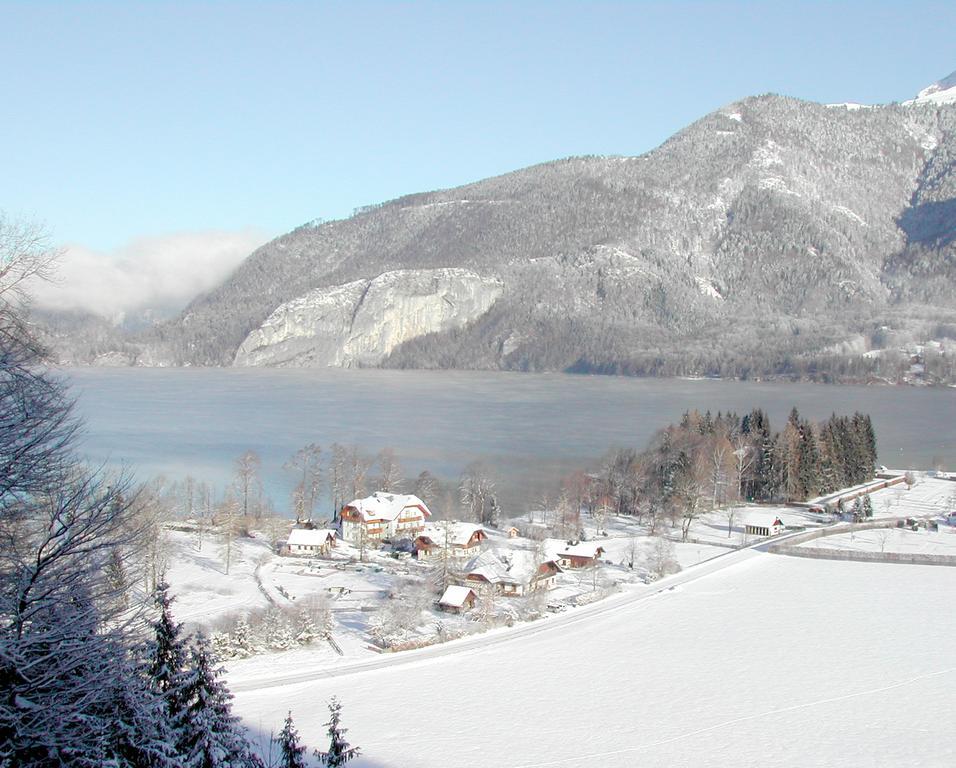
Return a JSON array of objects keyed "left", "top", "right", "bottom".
[
  {"left": 438, "top": 585, "right": 476, "bottom": 608},
  {"left": 343, "top": 492, "right": 432, "bottom": 523},
  {"left": 558, "top": 542, "right": 605, "bottom": 559},
  {"left": 417, "top": 522, "right": 484, "bottom": 548},
  {"left": 288, "top": 528, "right": 336, "bottom": 546},
  {"left": 744, "top": 517, "right": 784, "bottom": 528},
  {"left": 465, "top": 549, "right": 561, "bottom": 586}
]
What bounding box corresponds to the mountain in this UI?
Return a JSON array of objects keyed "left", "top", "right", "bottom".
[
  {"left": 45, "top": 76, "right": 956, "bottom": 382},
  {"left": 905, "top": 69, "right": 956, "bottom": 106}
]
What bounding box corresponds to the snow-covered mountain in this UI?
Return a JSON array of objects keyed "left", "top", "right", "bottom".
[
  {"left": 44, "top": 72, "right": 956, "bottom": 381},
  {"left": 906, "top": 70, "right": 956, "bottom": 106}
]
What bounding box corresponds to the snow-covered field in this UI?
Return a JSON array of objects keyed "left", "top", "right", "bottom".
[
  {"left": 800, "top": 526, "right": 956, "bottom": 555},
  {"left": 230, "top": 551, "right": 956, "bottom": 767}
]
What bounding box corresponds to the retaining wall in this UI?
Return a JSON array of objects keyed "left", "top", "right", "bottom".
[{"left": 769, "top": 517, "right": 956, "bottom": 567}]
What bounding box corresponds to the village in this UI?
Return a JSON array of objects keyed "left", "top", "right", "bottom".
[{"left": 163, "top": 468, "right": 956, "bottom": 667}]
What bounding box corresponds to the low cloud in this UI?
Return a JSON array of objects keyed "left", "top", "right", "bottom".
[{"left": 30, "top": 229, "right": 270, "bottom": 322}]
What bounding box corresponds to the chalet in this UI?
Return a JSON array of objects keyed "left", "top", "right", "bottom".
[
  {"left": 340, "top": 492, "right": 431, "bottom": 544},
  {"left": 287, "top": 528, "right": 336, "bottom": 556},
  {"left": 557, "top": 542, "right": 606, "bottom": 569},
  {"left": 507, "top": 526, "right": 520, "bottom": 538},
  {"left": 744, "top": 517, "right": 785, "bottom": 537},
  {"left": 438, "top": 585, "right": 477, "bottom": 614},
  {"left": 463, "top": 550, "right": 562, "bottom": 597},
  {"left": 414, "top": 523, "right": 486, "bottom": 561}
]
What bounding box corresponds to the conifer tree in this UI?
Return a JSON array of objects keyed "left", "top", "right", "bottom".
[
  {"left": 277, "top": 712, "right": 308, "bottom": 768},
  {"left": 176, "top": 635, "right": 262, "bottom": 768},
  {"left": 314, "top": 697, "right": 360, "bottom": 767},
  {"left": 148, "top": 581, "right": 190, "bottom": 708}
]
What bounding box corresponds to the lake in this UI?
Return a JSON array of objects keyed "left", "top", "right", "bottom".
[{"left": 62, "top": 367, "right": 956, "bottom": 513}]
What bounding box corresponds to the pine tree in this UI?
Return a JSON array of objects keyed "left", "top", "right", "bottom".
[
  {"left": 314, "top": 698, "right": 360, "bottom": 767},
  {"left": 148, "top": 581, "right": 190, "bottom": 706},
  {"left": 276, "top": 712, "right": 308, "bottom": 768},
  {"left": 176, "top": 635, "right": 262, "bottom": 768}
]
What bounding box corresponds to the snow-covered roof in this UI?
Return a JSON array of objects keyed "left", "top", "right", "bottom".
[
  {"left": 344, "top": 492, "right": 431, "bottom": 522},
  {"left": 558, "top": 542, "right": 605, "bottom": 559},
  {"left": 438, "top": 585, "right": 476, "bottom": 608},
  {"left": 465, "top": 549, "right": 559, "bottom": 586},
  {"left": 418, "top": 522, "right": 483, "bottom": 548},
  {"left": 744, "top": 516, "right": 783, "bottom": 528},
  {"left": 288, "top": 528, "right": 336, "bottom": 546}
]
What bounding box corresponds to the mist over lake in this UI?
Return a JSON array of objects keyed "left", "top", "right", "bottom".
[{"left": 62, "top": 367, "right": 956, "bottom": 513}]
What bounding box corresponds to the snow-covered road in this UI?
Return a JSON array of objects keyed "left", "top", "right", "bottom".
[
  {"left": 228, "top": 537, "right": 769, "bottom": 693},
  {"left": 231, "top": 535, "right": 956, "bottom": 767}
]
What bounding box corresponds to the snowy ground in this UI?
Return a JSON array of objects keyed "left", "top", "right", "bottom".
[
  {"left": 231, "top": 550, "right": 956, "bottom": 768},
  {"left": 800, "top": 525, "right": 956, "bottom": 555}
]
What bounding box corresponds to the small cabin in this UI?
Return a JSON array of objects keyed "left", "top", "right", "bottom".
[
  {"left": 438, "top": 585, "right": 477, "bottom": 614},
  {"left": 557, "top": 542, "right": 606, "bottom": 569},
  {"left": 744, "top": 517, "right": 784, "bottom": 538}
]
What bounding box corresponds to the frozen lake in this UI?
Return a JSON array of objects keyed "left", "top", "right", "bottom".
[{"left": 62, "top": 367, "right": 956, "bottom": 513}]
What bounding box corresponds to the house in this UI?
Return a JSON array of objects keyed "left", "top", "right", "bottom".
[
  {"left": 340, "top": 492, "right": 431, "bottom": 544},
  {"left": 744, "top": 517, "right": 785, "bottom": 537},
  {"left": 507, "top": 526, "right": 521, "bottom": 538},
  {"left": 556, "top": 542, "right": 606, "bottom": 569},
  {"left": 414, "top": 522, "right": 486, "bottom": 561},
  {"left": 287, "top": 528, "right": 336, "bottom": 556},
  {"left": 463, "top": 550, "right": 562, "bottom": 597},
  {"left": 438, "top": 585, "right": 477, "bottom": 614}
]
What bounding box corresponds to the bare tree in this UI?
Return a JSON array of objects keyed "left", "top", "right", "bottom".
[
  {"left": 413, "top": 470, "right": 440, "bottom": 510},
  {"left": 376, "top": 447, "right": 404, "bottom": 493},
  {"left": 234, "top": 450, "right": 263, "bottom": 519},
  {"left": 329, "top": 443, "right": 348, "bottom": 521},
  {"left": 217, "top": 496, "right": 242, "bottom": 575},
  {"left": 460, "top": 463, "right": 498, "bottom": 526},
  {"left": 285, "top": 443, "right": 322, "bottom": 523}
]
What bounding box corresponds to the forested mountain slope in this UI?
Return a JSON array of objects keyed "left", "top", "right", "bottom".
[{"left": 53, "top": 81, "right": 956, "bottom": 380}]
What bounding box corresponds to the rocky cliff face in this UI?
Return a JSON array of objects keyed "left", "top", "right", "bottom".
[
  {"left": 42, "top": 78, "right": 956, "bottom": 381},
  {"left": 233, "top": 268, "right": 503, "bottom": 367}
]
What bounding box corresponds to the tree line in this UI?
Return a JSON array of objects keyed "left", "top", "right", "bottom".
[{"left": 565, "top": 407, "right": 878, "bottom": 540}]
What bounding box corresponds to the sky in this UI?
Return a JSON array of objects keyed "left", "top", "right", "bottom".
[{"left": 1, "top": 1, "right": 954, "bottom": 318}]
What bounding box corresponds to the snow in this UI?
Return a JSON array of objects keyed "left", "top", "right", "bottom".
[
  {"left": 164, "top": 531, "right": 276, "bottom": 627},
  {"left": 824, "top": 102, "right": 874, "bottom": 111},
  {"left": 345, "top": 492, "right": 431, "bottom": 522},
  {"left": 799, "top": 526, "right": 956, "bottom": 556},
  {"left": 556, "top": 541, "right": 604, "bottom": 559},
  {"left": 287, "top": 528, "right": 336, "bottom": 547},
  {"left": 230, "top": 551, "right": 956, "bottom": 767},
  {"left": 418, "top": 521, "right": 482, "bottom": 547},
  {"left": 831, "top": 205, "right": 867, "bottom": 226},
  {"left": 694, "top": 275, "right": 724, "bottom": 301},
  {"left": 438, "top": 585, "right": 476, "bottom": 609}
]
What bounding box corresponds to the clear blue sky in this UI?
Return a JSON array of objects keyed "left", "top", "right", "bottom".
[{"left": 2, "top": 1, "right": 954, "bottom": 250}]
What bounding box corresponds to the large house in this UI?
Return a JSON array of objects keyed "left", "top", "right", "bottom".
[
  {"left": 414, "top": 522, "right": 486, "bottom": 561},
  {"left": 286, "top": 528, "right": 337, "bottom": 556},
  {"left": 556, "top": 542, "right": 606, "bottom": 569},
  {"left": 463, "top": 550, "right": 562, "bottom": 597},
  {"left": 340, "top": 492, "right": 431, "bottom": 544}
]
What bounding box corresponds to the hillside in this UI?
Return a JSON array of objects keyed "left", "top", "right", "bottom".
[{"left": 47, "top": 75, "right": 956, "bottom": 381}]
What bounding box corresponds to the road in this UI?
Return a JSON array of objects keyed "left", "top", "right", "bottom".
[{"left": 229, "top": 532, "right": 795, "bottom": 693}]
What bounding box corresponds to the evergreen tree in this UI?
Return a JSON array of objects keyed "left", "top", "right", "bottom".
[
  {"left": 277, "top": 712, "right": 308, "bottom": 768},
  {"left": 314, "top": 698, "right": 360, "bottom": 767},
  {"left": 176, "top": 635, "right": 262, "bottom": 768},
  {"left": 147, "top": 580, "right": 192, "bottom": 736}
]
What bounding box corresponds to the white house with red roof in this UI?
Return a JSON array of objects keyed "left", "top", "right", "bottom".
[
  {"left": 340, "top": 492, "right": 431, "bottom": 544},
  {"left": 286, "top": 528, "right": 337, "bottom": 556},
  {"left": 744, "top": 516, "right": 785, "bottom": 537}
]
